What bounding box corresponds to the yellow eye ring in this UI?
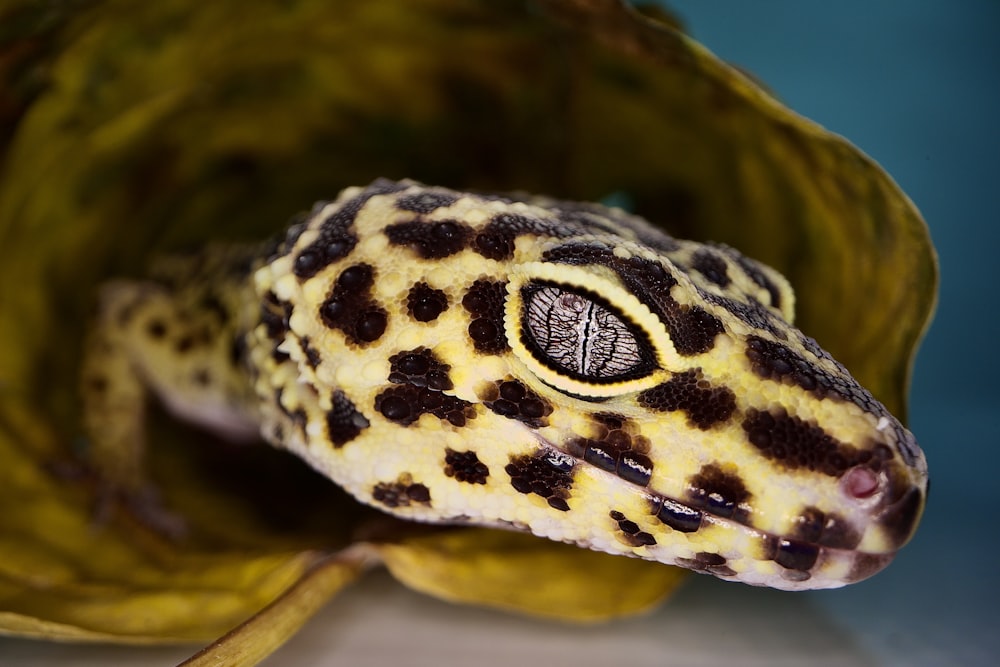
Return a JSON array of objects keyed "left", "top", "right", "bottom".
[{"left": 505, "top": 262, "right": 677, "bottom": 398}]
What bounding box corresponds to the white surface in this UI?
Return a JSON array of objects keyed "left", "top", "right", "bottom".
[{"left": 0, "top": 570, "right": 875, "bottom": 667}]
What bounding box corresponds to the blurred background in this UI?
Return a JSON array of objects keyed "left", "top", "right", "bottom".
[
  {"left": 663, "top": 2, "right": 1000, "bottom": 665},
  {"left": 3, "top": 1, "right": 998, "bottom": 665}
]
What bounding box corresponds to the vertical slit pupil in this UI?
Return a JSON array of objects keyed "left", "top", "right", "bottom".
[{"left": 521, "top": 282, "right": 652, "bottom": 382}]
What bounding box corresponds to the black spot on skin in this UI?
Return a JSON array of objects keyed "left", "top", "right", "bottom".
[
  {"left": 192, "top": 369, "right": 211, "bottom": 386},
  {"left": 774, "top": 539, "right": 819, "bottom": 573},
  {"left": 745, "top": 336, "right": 880, "bottom": 415},
  {"left": 543, "top": 244, "right": 724, "bottom": 355},
  {"left": 444, "top": 449, "right": 489, "bottom": 484},
  {"left": 792, "top": 507, "right": 862, "bottom": 550},
  {"left": 650, "top": 497, "right": 703, "bottom": 533},
  {"left": 461, "top": 279, "right": 508, "bottom": 353},
  {"left": 261, "top": 290, "right": 292, "bottom": 340},
  {"left": 271, "top": 216, "right": 309, "bottom": 260},
  {"left": 675, "top": 551, "right": 735, "bottom": 577},
  {"left": 702, "top": 292, "right": 786, "bottom": 339},
  {"left": 687, "top": 464, "right": 751, "bottom": 522},
  {"left": 375, "top": 384, "right": 475, "bottom": 427},
  {"left": 637, "top": 369, "right": 737, "bottom": 429},
  {"left": 274, "top": 388, "right": 307, "bottom": 436},
  {"left": 388, "top": 348, "right": 453, "bottom": 391},
  {"left": 878, "top": 487, "right": 924, "bottom": 550},
  {"left": 728, "top": 251, "right": 783, "bottom": 310},
  {"left": 175, "top": 334, "right": 195, "bottom": 353},
  {"left": 505, "top": 451, "right": 575, "bottom": 511},
  {"left": 385, "top": 219, "right": 473, "bottom": 259},
  {"left": 473, "top": 212, "right": 573, "bottom": 261},
  {"left": 299, "top": 336, "right": 322, "bottom": 369},
  {"left": 690, "top": 249, "right": 731, "bottom": 287},
  {"left": 798, "top": 332, "right": 833, "bottom": 362},
  {"left": 372, "top": 477, "right": 432, "bottom": 508},
  {"left": 326, "top": 390, "right": 369, "bottom": 447},
  {"left": 845, "top": 553, "right": 893, "bottom": 583},
  {"left": 293, "top": 180, "right": 406, "bottom": 279},
  {"left": 198, "top": 294, "right": 230, "bottom": 325},
  {"left": 742, "top": 408, "right": 883, "bottom": 477},
  {"left": 668, "top": 305, "right": 726, "bottom": 356},
  {"left": 394, "top": 190, "right": 459, "bottom": 214},
  {"left": 86, "top": 375, "right": 108, "bottom": 395},
  {"left": 146, "top": 319, "right": 168, "bottom": 339},
  {"left": 319, "top": 264, "right": 388, "bottom": 345},
  {"left": 406, "top": 282, "right": 449, "bottom": 322},
  {"left": 229, "top": 335, "right": 248, "bottom": 368},
  {"left": 483, "top": 379, "right": 552, "bottom": 427},
  {"left": 609, "top": 510, "right": 657, "bottom": 547},
  {"left": 565, "top": 416, "right": 653, "bottom": 487}
]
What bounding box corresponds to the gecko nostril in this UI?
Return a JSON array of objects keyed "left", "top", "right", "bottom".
[{"left": 841, "top": 465, "right": 881, "bottom": 500}]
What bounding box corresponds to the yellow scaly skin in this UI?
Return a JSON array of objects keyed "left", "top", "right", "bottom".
[{"left": 81, "top": 179, "right": 927, "bottom": 590}]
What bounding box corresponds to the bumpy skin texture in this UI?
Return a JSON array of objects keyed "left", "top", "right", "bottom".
[{"left": 81, "top": 179, "right": 928, "bottom": 590}]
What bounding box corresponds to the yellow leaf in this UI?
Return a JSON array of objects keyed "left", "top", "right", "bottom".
[{"left": 380, "top": 529, "right": 687, "bottom": 622}]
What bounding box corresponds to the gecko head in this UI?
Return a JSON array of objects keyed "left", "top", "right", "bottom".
[
  {"left": 496, "top": 237, "right": 928, "bottom": 589},
  {"left": 267, "top": 181, "right": 926, "bottom": 590}
]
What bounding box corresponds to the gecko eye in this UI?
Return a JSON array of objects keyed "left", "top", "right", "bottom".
[{"left": 520, "top": 282, "right": 657, "bottom": 383}]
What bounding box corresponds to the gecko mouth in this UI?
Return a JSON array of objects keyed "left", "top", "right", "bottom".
[{"left": 535, "top": 434, "right": 921, "bottom": 589}]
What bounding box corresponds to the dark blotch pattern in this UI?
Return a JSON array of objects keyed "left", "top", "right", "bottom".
[
  {"left": 774, "top": 539, "right": 819, "bottom": 573},
  {"left": 474, "top": 212, "right": 574, "bottom": 261},
  {"left": 845, "top": 553, "right": 893, "bottom": 583},
  {"left": 505, "top": 451, "right": 575, "bottom": 511},
  {"left": 379, "top": 346, "right": 472, "bottom": 427},
  {"left": 375, "top": 384, "right": 475, "bottom": 427},
  {"left": 198, "top": 294, "right": 230, "bottom": 325},
  {"left": 637, "top": 369, "right": 736, "bottom": 429},
  {"left": 406, "top": 282, "right": 449, "bottom": 322},
  {"left": 444, "top": 449, "right": 490, "bottom": 485},
  {"left": 326, "top": 390, "right": 370, "bottom": 447},
  {"left": 878, "top": 487, "right": 924, "bottom": 550},
  {"left": 690, "top": 249, "right": 731, "bottom": 287},
  {"left": 565, "top": 414, "right": 653, "bottom": 487},
  {"left": 388, "top": 348, "right": 453, "bottom": 391},
  {"left": 260, "top": 290, "right": 292, "bottom": 340},
  {"left": 729, "top": 251, "right": 783, "bottom": 310},
  {"left": 745, "top": 335, "right": 879, "bottom": 415},
  {"left": 146, "top": 319, "right": 168, "bottom": 339},
  {"left": 229, "top": 335, "right": 248, "bottom": 368},
  {"left": 394, "top": 190, "right": 458, "bottom": 214},
  {"left": 483, "top": 379, "right": 552, "bottom": 427},
  {"left": 319, "top": 264, "right": 388, "bottom": 345},
  {"left": 792, "top": 506, "right": 862, "bottom": 550},
  {"left": 687, "top": 464, "right": 751, "bottom": 522},
  {"left": 385, "top": 219, "right": 473, "bottom": 259},
  {"left": 461, "top": 279, "right": 509, "bottom": 353},
  {"left": 742, "top": 408, "right": 885, "bottom": 477},
  {"left": 299, "top": 336, "right": 322, "bottom": 369},
  {"left": 372, "top": 478, "right": 432, "bottom": 508},
  {"left": 650, "top": 497, "right": 703, "bottom": 533},
  {"left": 293, "top": 184, "right": 392, "bottom": 279},
  {"left": 609, "top": 510, "right": 657, "bottom": 547},
  {"left": 274, "top": 388, "right": 307, "bottom": 435},
  {"left": 675, "top": 551, "right": 735, "bottom": 577},
  {"left": 702, "top": 292, "right": 785, "bottom": 339},
  {"left": 543, "top": 244, "right": 724, "bottom": 355}
]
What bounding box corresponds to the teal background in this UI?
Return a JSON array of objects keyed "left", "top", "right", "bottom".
[{"left": 668, "top": 1, "right": 1000, "bottom": 664}]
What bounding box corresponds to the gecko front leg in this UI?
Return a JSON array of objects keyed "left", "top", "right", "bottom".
[{"left": 80, "top": 261, "right": 262, "bottom": 536}]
